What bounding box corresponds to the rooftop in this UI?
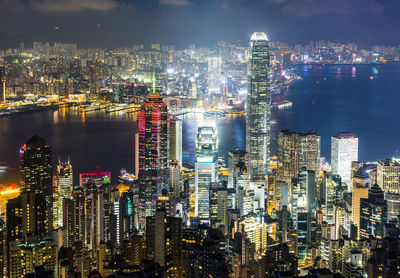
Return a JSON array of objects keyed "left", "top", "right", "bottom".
[{"left": 250, "top": 32, "right": 268, "bottom": 41}]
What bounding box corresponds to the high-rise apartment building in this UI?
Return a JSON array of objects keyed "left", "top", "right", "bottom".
[
  {"left": 246, "top": 32, "right": 270, "bottom": 181},
  {"left": 331, "top": 132, "right": 358, "bottom": 189}
]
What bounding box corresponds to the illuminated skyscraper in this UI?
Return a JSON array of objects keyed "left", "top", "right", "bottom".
[
  {"left": 246, "top": 32, "right": 270, "bottom": 181},
  {"left": 169, "top": 117, "right": 182, "bottom": 167},
  {"left": 208, "top": 57, "right": 222, "bottom": 94},
  {"left": 228, "top": 149, "right": 248, "bottom": 189},
  {"left": 138, "top": 77, "right": 169, "bottom": 220},
  {"left": 331, "top": 132, "right": 358, "bottom": 189},
  {"left": 89, "top": 64, "right": 96, "bottom": 98},
  {"left": 277, "top": 130, "right": 321, "bottom": 188},
  {"left": 0, "top": 67, "right": 5, "bottom": 103},
  {"left": 351, "top": 166, "right": 370, "bottom": 235},
  {"left": 195, "top": 123, "right": 217, "bottom": 223},
  {"left": 19, "top": 135, "right": 53, "bottom": 200},
  {"left": 377, "top": 159, "right": 400, "bottom": 193},
  {"left": 56, "top": 159, "right": 73, "bottom": 227},
  {"left": 359, "top": 184, "right": 387, "bottom": 239},
  {"left": 19, "top": 135, "right": 53, "bottom": 235}
]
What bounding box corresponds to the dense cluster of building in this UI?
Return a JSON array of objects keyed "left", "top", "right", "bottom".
[{"left": 1, "top": 33, "right": 400, "bottom": 278}]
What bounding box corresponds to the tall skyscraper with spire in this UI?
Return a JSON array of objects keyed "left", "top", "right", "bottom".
[
  {"left": 246, "top": 32, "right": 270, "bottom": 181},
  {"left": 138, "top": 73, "right": 170, "bottom": 222}
]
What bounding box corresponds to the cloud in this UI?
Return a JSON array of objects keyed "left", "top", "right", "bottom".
[
  {"left": 31, "top": 0, "right": 120, "bottom": 13},
  {"left": 267, "top": 0, "right": 384, "bottom": 17},
  {"left": 0, "top": 0, "right": 27, "bottom": 12},
  {"left": 160, "top": 0, "right": 189, "bottom": 6}
]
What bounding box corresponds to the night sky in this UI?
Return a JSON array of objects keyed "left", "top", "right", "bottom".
[{"left": 0, "top": 0, "right": 399, "bottom": 48}]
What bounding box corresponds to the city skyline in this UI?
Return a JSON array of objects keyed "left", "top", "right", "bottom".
[{"left": 0, "top": 6, "right": 400, "bottom": 274}]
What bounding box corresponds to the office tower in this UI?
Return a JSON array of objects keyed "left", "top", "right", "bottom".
[
  {"left": 208, "top": 57, "right": 222, "bottom": 94},
  {"left": 277, "top": 130, "right": 321, "bottom": 188},
  {"left": 291, "top": 167, "right": 307, "bottom": 229},
  {"left": 297, "top": 212, "right": 310, "bottom": 262},
  {"left": 0, "top": 67, "right": 5, "bottom": 103},
  {"left": 331, "top": 132, "right": 358, "bottom": 189},
  {"left": 267, "top": 171, "right": 279, "bottom": 213},
  {"left": 62, "top": 198, "right": 74, "bottom": 247},
  {"left": 169, "top": 160, "right": 181, "bottom": 199},
  {"left": 56, "top": 159, "right": 73, "bottom": 227},
  {"left": 83, "top": 185, "right": 106, "bottom": 255},
  {"left": 71, "top": 187, "right": 85, "bottom": 244},
  {"left": 359, "top": 184, "right": 387, "bottom": 239},
  {"left": 228, "top": 149, "right": 248, "bottom": 189},
  {"left": 377, "top": 159, "right": 400, "bottom": 193},
  {"left": 306, "top": 170, "right": 316, "bottom": 213},
  {"left": 18, "top": 135, "right": 53, "bottom": 238},
  {"left": 19, "top": 135, "right": 53, "bottom": 201},
  {"left": 134, "top": 132, "right": 139, "bottom": 179},
  {"left": 138, "top": 78, "right": 169, "bottom": 220},
  {"left": 323, "top": 173, "right": 337, "bottom": 224},
  {"left": 169, "top": 117, "right": 182, "bottom": 166},
  {"left": 195, "top": 124, "right": 217, "bottom": 223},
  {"left": 283, "top": 51, "right": 292, "bottom": 69},
  {"left": 384, "top": 192, "right": 400, "bottom": 220},
  {"left": 241, "top": 212, "right": 268, "bottom": 255},
  {"left": 89, "top": 64, "right": 96, "bottom": 97},
  {"left": 253, "top": 182, "right": 266, "bottom": 212},
  {"left": 112, "top": 191, "right": 134, "bottom": 246},
  {"left": 351, "top": 167, "right": 370, "bottom": 235},
  {"left": 246, "top": 32, "right": 270, "bottom": 181},
  {"left": 209, "top": 183, "right": 228, "bottom": 235}
]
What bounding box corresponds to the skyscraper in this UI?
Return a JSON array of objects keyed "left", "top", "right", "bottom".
[
  {"left": 208, "top": 57, "right": 222, "bottom": 95},
  {"left": 19, "top": 135, "right": 53, "bottom": 199},
  {"left": 0, "top": 67, "right": 5, "bottom": 103},
  {"left": 56, "top": 159, "right": 73, "bottom": 227},
  {"left": 277, "top": 130, "right": 321, "bottom": 188},
  {"left": 19, "top": 135, "right": 53, "bottom": 235},
  {"left": 138, "top": 77, "right": 169, "bottom": 220},
  {"left": 228, "top": 149, "right": 248, "bottom": 189},
  {"left": 359, "top": 184, "right": 387, "bottom": 239},
  {"left": 246, "top": 32, "right": 270, "bottom": 181},
  {"left": 377, "top": 159, "right": 400, "bottom": 193},
  {"left": 169, "top": 117, "right": 183, "bottom": 167},
  {"left": 195, "top": 123, "right": 217, "bottom": 224},
  {"left": 331, "top": 132, "right": 358, "bottom": 189},
  {"left": 351, "top": 166, "right": 370, "bottom": 235}
]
